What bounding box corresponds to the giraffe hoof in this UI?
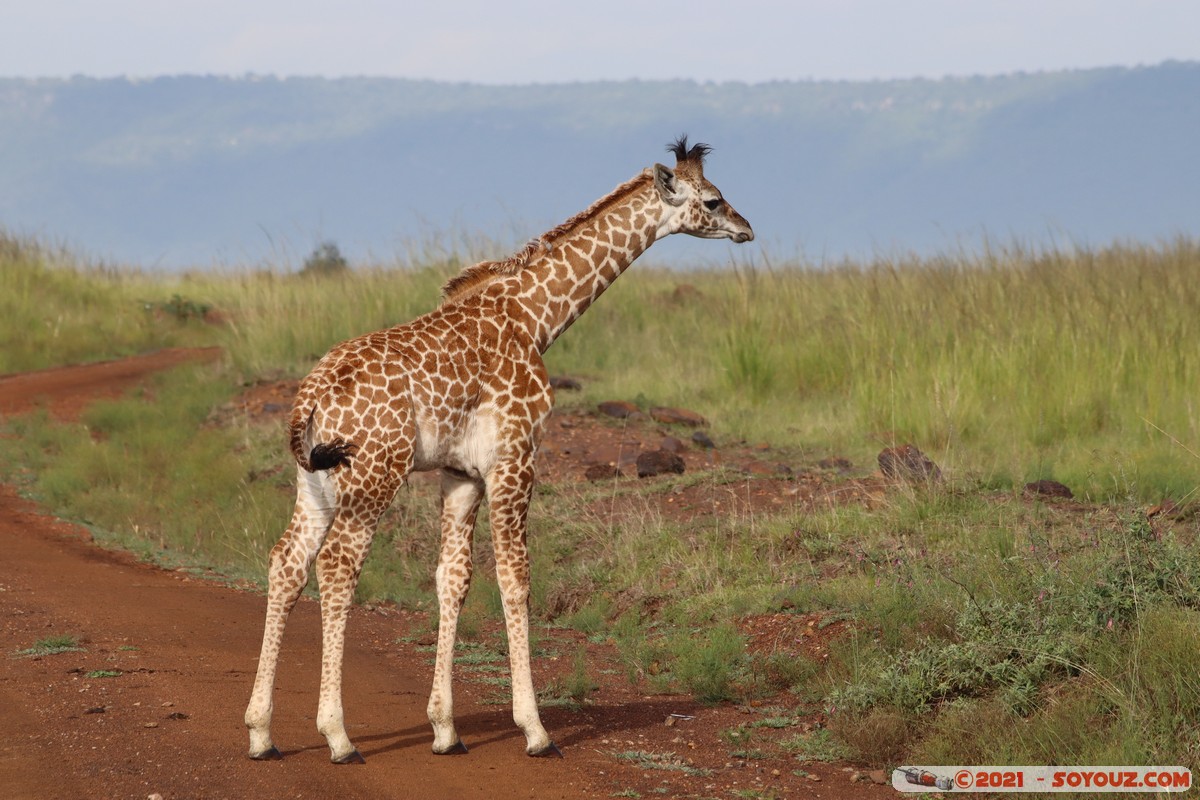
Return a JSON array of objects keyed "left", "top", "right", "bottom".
[
  {"left": 249, "top": 745, "right": 283, "bottom": 761},
  {"left": 332, "top": 749, "right": 366, "bottom": 765},
  {"left": 434, "top": 739, "right": 469, "bottom": 755},
  {"left": 529, "top": 741, "right": 563, "bottom": 758}
]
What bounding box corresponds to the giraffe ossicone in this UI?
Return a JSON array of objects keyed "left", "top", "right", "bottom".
[{"left": 244, "top": 136, "right": 753, "bottom": 763}]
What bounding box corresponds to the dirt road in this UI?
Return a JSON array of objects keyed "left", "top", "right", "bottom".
[{"left": 0, "top": 350, "right": 893, "bottom": 799}]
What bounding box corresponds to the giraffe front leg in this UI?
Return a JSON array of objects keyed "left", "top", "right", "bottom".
[
  {"left": 486, "top": 458, "right": 560, "bottom": 758},
  {"left": 313, "top": 520, "right": 375, "bottom": 764},
  {"left": 427, "top": 471, "right": 484, "bottom": 754}
]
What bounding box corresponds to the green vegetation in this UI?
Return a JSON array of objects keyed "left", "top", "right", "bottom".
[
  {"left": 612, "top": 750, "right": 711, "bottom": 777},
  {"left": 14, "top": 635, "right": 84, "bottom": 657},
  {"left": 1, "top": 232, "right": 1197, "bottom": 771},
  {"left": 0, "top": 236, "right": 212, "bottom": 373}
]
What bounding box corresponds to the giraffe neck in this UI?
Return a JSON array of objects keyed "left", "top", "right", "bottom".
[{"left": 504, "top": 172, "right": 665, "bottom": 353}]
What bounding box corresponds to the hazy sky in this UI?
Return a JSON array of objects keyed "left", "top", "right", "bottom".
[{"left": 6, "top": 0, "right": 1199, "bottom": 83}]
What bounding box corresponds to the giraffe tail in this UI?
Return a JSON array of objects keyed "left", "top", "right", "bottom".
[{"left": 288, "top": 399, "right": 357, "bottom": 473}]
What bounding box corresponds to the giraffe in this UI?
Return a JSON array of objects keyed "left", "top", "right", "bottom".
[{"left": 244, "top": 136, "right": 754, "bottom": 764}]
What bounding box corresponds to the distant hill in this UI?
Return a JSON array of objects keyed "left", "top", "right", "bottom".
[{"left": 1, "top": 64, "right": 1197, "bottom": 268}]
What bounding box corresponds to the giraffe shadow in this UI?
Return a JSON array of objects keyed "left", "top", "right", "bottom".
[{"left": 345, "top": 697, "right": 693, "bottom": 758}]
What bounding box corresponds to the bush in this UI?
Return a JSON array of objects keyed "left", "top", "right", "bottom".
[{"left": 300, "top": 241, "right": 349, "bottom": 276}]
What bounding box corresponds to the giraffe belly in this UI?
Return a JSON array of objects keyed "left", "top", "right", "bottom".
[{"left": 411, "top": 411, "right": 500, "bottom": 480}]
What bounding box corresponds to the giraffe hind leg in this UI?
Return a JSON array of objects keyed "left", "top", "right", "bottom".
[
  {"left": 312, "top": 506, "right": 383, "bottom": 764},
  {"left": 245, "top": 469, "right": 335, "bottom": 759},
  {"left": 311, "top": 439, "right": 409, "bottom": 765}
]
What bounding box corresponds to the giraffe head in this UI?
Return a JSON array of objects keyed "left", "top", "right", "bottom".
[{"left": 652, "top": 136, "right": 754, "bottom": 243}]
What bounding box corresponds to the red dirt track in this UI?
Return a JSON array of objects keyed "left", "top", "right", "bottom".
[{"left": 0, "top": 350, "right": 894, "bottom": 799}]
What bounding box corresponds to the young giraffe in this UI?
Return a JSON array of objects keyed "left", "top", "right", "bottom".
[{"left": 244, "top": 136, "right": 754, "bottom": 764}]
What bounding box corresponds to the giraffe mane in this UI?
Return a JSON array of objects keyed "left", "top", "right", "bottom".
[
  {"left": 439, "top": 170, "right": 654, "bottom": 304},
  {"left": 668, "top": 134, "right": 712, "bottom": 166}
]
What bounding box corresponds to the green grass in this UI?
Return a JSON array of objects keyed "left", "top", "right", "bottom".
[
  {"left": 14, "top": 635, "right": 84, "bottom": 657},
  {"left": 5, "top": 231, "right": 1197, "bottom": 501},
  {"left": 1, "top": 232, "right": 1198, "bottom": 772},
  {"left": 612, "top": 750, "right": 711, "bottom": 777},
  {"left": 0, "top": 234, "right": 217, "bottom": 373}
]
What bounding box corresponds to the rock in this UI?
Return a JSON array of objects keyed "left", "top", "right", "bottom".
[
  {"left": 649, "top": 406, "right": 707, "bottom": 427},
  {"left": 636, "top": 450, "right": 685, "bottom": 478},
  {"left": 550, "top": 375, "right": 582, "bottom": 391},
  {"left": 659, "top": 436, "right": 686, "bottom": 454},
  {"left": 588, "top": 442, "right": 641, "bottom": 471},
  {"left": 869, "top": 769, "right": 889, "bottom": 785},
  {"left": 691, "top": 431, "right": 715, "bottom": 449},
  {"left": 584, "top": 464, "right": 622, "bottom": 481},
  {"left": 818, "top": 456, "right": 852, "bottom": 471},
  {"left": 671, "top": 283, "right": 702, "bottom": 303},
  {"left": 1147, "top": 499, "right": 1181, "bottom": 518},
  {"left": 1023, "top": 479, "right": 1073, "bottom": 499},
  {"left": 597, "top": 400, "right": 640, "bottom": 419},
  {"left": 878, "top": 444, "right": 942, "bottom": 483}
]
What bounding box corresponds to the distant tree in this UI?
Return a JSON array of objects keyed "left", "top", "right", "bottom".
[{"left": 301, "top": 240, "right": 349, "bottom": 276}]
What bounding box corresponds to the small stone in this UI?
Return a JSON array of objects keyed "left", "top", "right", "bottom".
[
  {"left": 878, "top": 444, "right": 942, "bottom": 483},
  {"left": 649, "top": 406, "right": 707, "bottom": 427},
  {"left": 671, "top": 283, "right": 702, "bottom": 303},
  {"left": 148, "top": 794, "right": 164, "bottom": 800},
  {"left": 869, "top": 769, "right": 888, "bottom": 785},
  {"left": 691, "top": 431, "right": 715, "bottom": 449},
  {"left": 1024, "top": 479, "right": 1073, "bottom": 499},
  {"left": 584, "top": 464, "right": 622, "bottom": 481},
  {"left": 143, "top": 721, "right": 159, "bottom": 729},
  {"left": 550, "top": 376, "right": 582, "bottom": 391},
  {"left": 84, "top": 706, "right": 106, "bottom": 715},
  {"left": 598, "top": 400, "right": 640, "bottom": 419},
  {"left": 660, "top": 436, "right": 686, "bottom": 454},
  {"left": 664, "top": 716, "right": 676, "bottom": 727},
  {"left": 806, "top": 772, "right": 822, "bottom": 782},
  {"left": 636, "top": 450, "right": 685, "bottom": 478},
  {"left": 818, "top": 456, "right": 852, "bottom": 471},
  {"left": 1147, "top": 499, "right": 1180, "bottom": 518},
  {"left": 167, "top": 711, "right": 190, "bottom": 720}
]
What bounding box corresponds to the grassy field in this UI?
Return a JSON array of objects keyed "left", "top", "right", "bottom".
[{"left": 2, "top": 231, "right": 1198, "bottom": 772}]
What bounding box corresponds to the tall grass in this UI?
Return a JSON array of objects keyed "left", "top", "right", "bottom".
[
  {"left": 0, "top": 233, "right": 216, "bottom": 372},
  {"left": 553, "top": 238, "right": 1200, "bottom": 502},
  {"left": 5, "top": 230, "right": 1196, "bottom": 502}
]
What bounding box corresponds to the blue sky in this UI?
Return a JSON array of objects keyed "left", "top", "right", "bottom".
[{"left": 6, "top": 0, "right": 1199, "bottom": 82}]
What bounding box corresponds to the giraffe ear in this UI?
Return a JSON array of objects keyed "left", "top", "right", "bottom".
[{"left": 653, "top": 163, "right": 686, "bottom": 206}]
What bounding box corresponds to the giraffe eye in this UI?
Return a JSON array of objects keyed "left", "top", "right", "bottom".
[{"left": 703, "top": 198, "right": 722, "bottom": 211}]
